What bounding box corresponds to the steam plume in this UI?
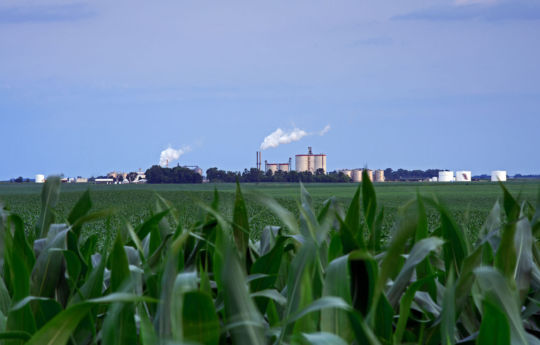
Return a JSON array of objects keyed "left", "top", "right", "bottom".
[
  {"left": 260, "top": 124, "right": 331, "bottom": 150},
  {"left": 159, "top": 146, "right": 191, "bottom": 167}
]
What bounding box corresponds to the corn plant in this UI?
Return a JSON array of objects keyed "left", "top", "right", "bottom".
[{"left": 0, "top": 171, "right": 539, "bottom": 344}]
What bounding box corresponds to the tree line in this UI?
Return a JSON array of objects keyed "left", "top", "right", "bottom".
[
  {"left": 206, "top": 167, "right": 351, "bottom": 183},
  {"left": 145, "top": 165, "right": 203, "bottom": 183}
]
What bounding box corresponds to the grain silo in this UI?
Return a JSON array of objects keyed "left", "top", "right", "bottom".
[
  {"left": 351, "top": 169, "right": 362, "bottom": 182},
  {"left": 455, "top": 171, "right": 472, "bottom": 182},
  {"left": 491, "top": 170, "right": 507, "bottom": 182},
  {"left": 374, "top": 169, "right": 385, "bottom": 182},
  {"left": 35, "top": 174, "right": 45, "bottom": 183},
  {"left": 295, "top": 147, "right": 327, "bottom": 173},
  {"left": 438, "top": 171, "right": 454, "bottom": 182}
]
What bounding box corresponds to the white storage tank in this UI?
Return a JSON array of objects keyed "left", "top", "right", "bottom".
[
  {"left": 278, "top": 163, "right": 290, "bottom": 172},
  {"left": 365, "top": 169, "right": 373, "bottom": 182},
  {"left": 295, "top": 155, "right": 309, "bottom": 172},
  {"left": 341, "top": 170, "right": 352, "bottom": 178},
  {"left": 266, "top": 163, "right": 278, "bottom": 174},
  {"left": 314, "top": 155, "right": 327, "bottom": 173},
  {"left": 35, "top": 174, "right": 45, "bottom": 183},
  {"left": 455, "top": 171, "right": 472, "bottom": 182},
  {"left": 374, "top": 169, "right": 385, "bottom": 182},
  {"left": 491, "top": 170, "right": 507, "bottom": 182},
  {"left": 352, "top": 169, "right": 362, "bottom": 182},
  {"left": 438, "top": 171, "right": 454, "bottom": 182}
]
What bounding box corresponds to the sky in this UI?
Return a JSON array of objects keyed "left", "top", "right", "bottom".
[{"left": 1, "top": 0, "right": 540, "bottom": 179}]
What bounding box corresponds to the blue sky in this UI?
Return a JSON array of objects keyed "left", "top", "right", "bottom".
[{"left": 1, "top": 0, "right": 539, "bottom": 179}]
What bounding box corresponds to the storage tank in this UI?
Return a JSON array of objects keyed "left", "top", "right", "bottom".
[
  {"left": 314, "top": 155, "right": 327, "bottom": 173},
  {"left": 365, "top": 169, "right": 373, "bottom": 182},
  {"left": 374, "top": 170, "right": 385, "bottom": 182},
  {"left": 351, "top": 169, "right": 362, "bottom": 182},
  {"left": 438, "top": 171, "right": 454, "bottom": 182},
  {"left": 278, "top": 163, "right": 290, "bottom": 172},
  {"left": 35, "top": 174, "right": 45, "bottom": 183},
  {"left": 491, "top": 170, "right": 507, "bottom": 182},
  {"left": 295, "top": 155, "right": 308, "bottom": 172},
  {"left": 266, "top": 163, "right": 278, "bottom": 174},
  {"left": 341, "top": 170, "right": 352, "bottom": 178},
  {"left": 455, "top": 171, "right": 471, "bottom": 182}
]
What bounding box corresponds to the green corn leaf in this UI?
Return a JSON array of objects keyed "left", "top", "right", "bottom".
[
  {"left": 222, "top": 238, "right": 265, "bottom": 345},
  {"left": 343, "top": 185, "right": 364, "bottom": 251},
  {"left": 182, "top": 290, "right": 220, "bottom": 345},
  {"left": 474, "top": 267, "right": 529, "bottom": 345},
  {"left": 109, "top": 235, "right": 131, "bottom": 292},
  {"left": 35, "top": 176, "right": 61, "bottom": 238},
  {"left": 437, "top": 202, "right": 469, "bottom": 276},
  {"left": 500, "top": 183, "right": 520, "bottom": 223},
  {"left": 441, "top": 268, "right": 456, "bottom": 345},
  {"left": 495, "top": 223, "right": 518, "bottom": 282},
  {"left": 67, "top": 189, "right": 92, "bottom": 237},
  {"left": 0, "top": 331, "right": 31, "bottom": 341},
  {"left": 513, "top": 216, "right": 534, "bottom": 302},
  {"left": 232, "top": 181, "right": 250, "bottom": 263},
  {"left": 287, "top": 296, "right": 351, "bottom": 324},
  {"left": 171, "top": 271, "right": 198, "bottom": 341},
  {"left": 349, "top": 250, "right": 377, "bottom": 316},
  {"left": 394, "top": 275, "right": 439, "bottom": 344},
  {"left": 362, "top": 169, "right": 378, "bottom": 250},
  {"left": 387, "top": 237, "right": 444, "bottom": 308},
  {"left": 321, "top": 255, "right": 353, "bottom": 342},
  {"left": 135, "top": 209, "right": 170, "bottom": 240},
  {"left": 30, "top": 227, "right": 68, "bottom": 298},
  {"left": 477, "top": 299, "right": 510, "bottom": 345},
  {"left": 24, "top": 293, "right": 156, "bottom": 345},
  {"left": 301, "top": 332, "right": 348, "bottom": 345}
]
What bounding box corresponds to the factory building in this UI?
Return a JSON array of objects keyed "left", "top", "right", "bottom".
[
  {"left": 295, "top": 147, "right": 327, "bottom": 173},
  {"left": 491, "top": 170, "right": 507, "bottom": 182}
]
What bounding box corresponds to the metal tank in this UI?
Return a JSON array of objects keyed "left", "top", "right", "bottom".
[
  {"left": 295, "top": 155, "right": 308, "bottom": 172},
  {"left": 278, "top": 163, "right": 290, "bottom": 172},
  {"left": 266, "top": 163, "right": 278, "bottom": 174},
  {"left": 314, "top": 155, "right": 327, "bottom": 173},
  {"left": 455, "top": 171, "right": 471, "bottom": 182},
  {"left": 341, "top": 170, "right": 352, "bottom": 178},
  {"left": 366, "top": 169, "right": 373, "bottom": 182},
  {"left": 491, "top": 170, "right": 507, "bottom": 182},
  {"left": 35, "top": 174, "right": 45, "bottom": 183},
  {"left": 374, "top": 169, "right": 385, "bottom": 182},
  {"left": 352, "top": 169, "right": 362, "bottom": 182},
  {"left": 438, "top": 171, "right": 454, "bottom": 182}
]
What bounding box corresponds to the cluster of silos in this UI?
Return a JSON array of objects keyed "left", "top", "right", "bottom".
[
  {"left": 343, "top": 169, "right": 384, "bottom": 182},
  {"left": 295, "top": 147, "right": 327, "bottom": 173}
]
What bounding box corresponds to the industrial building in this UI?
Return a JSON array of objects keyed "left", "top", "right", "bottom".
[
  {"left": 491, "top": 170, "right": 507, "bottom": 182},
  {"left": 295, "top": 147, "right": 327, "bottom": 173}
]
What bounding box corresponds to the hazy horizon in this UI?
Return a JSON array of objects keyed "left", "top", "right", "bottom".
[{"left": 2, "top": 0, "right": 539, "bottom": 180}]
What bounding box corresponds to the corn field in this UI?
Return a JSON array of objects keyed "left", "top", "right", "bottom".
[{"left": 0, "top": 171, "right": 539, "bottom": 345}]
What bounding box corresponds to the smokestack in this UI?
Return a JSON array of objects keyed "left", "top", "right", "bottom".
[{"left": 308, "top": 146, "right": 312, "bottom": 155}]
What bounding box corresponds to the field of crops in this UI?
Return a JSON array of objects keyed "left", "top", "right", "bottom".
[
  {"left": 0, "top": 181, "right": 538, "bottom": 245},
  {"left": 0, "top": 174, "right": 539, "bottom": 344}
]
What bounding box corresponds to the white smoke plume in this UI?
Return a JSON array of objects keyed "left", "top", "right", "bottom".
[
  {"left": 260, "top": 124, "right": 331, "bottom": 150},
  {"left": 159, "top": 146, "right": 191, "bottom": 167},
  {"left": 319, "top": 125, "right": 331, "bottom": 136}
]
